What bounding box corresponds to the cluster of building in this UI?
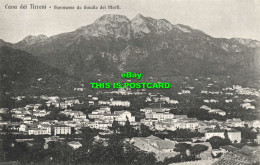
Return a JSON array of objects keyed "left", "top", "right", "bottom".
[
  {"left": 10, "top": 104, "right": 49, "bottom": 124},
  {"left": 139, "top": 108, "right": 200, "bottom": 132},
  {"left": 203, "top": 99, "right": 219, "bottom": 103},
  {"left": 89, "top": 97, "right": 131, "bottom": 107},
  {"left": 88, "top": 107, "right": 135, "bottom": 130},
  {"left": 2, "top": 92, "right": 256, "bottom": 145},
  {"left": 241, "top": 102, "right": 256, "bottom": 110},
  {"left": 201, "top": 91, "right": 222, "bottom": 95},
  {"left": 0, "top": 84, "right": 260, "bottom": 164},
  {"left": 178, "top": 90, "right": 191, "bottom": 95},
  {"left": 233, "top": 85, "right": 260, "bottom": 97},
  {"left": 146, "top": 95, "right": 179, "bottom": 104},
  {"left": 28, "top": 123, "right": 71, "bottom": 136},
  {"left": 130, "top": 135, "right": 212, "bottom": 161},
  {"left": 47, "top": 98, "right": 82, "bottom": 109},
  {"left": 60, "top": 109, "right": 87, "bottom": 122},
  {"left": 105, "top": 87, "right": 146, "bottom": 95},
  {"left": 130, "top": 135, "right": 179, "bottom": 161},
  {"left": 200, "top": 105, "right": 226, "bottom": 116},
  {"left": 205, "top": 129, "right": 241, "bottom": 143}
]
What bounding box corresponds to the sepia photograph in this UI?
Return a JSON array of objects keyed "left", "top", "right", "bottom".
[{"left": 0, "top": 0, "right": 260, "bottom": 164}]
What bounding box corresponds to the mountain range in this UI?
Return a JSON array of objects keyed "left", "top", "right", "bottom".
[
  {"left": 0, "top": 46, "right": 79, "bottom": 96},
  {"left": 0, "top": 14, "right": 260, "bottom": 95}
]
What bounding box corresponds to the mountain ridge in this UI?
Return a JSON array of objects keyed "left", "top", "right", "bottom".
[
  {"left": 0, "top": 46, "right": 79, "bottom": 96},
  {"left": 2, "top": 14, "right": 257, "bottom": 46},
  {"left": 0, "top": 14, "right": 259, "bottom": 87}
]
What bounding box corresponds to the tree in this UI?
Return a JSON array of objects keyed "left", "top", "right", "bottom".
[
  {"left": 208, "top": 136, "right": 230, "bottom": 149},
  {"left": 164, "top": 155, "right": 182, "bottom": 164},
  {"left": 124, "top": 116, "right": 131, "bottom": 135},
  {"left": 41, "top": 141, "right": 73, "bottom": 164},
  {"left": 212, "top": 152, "right": 222, "bottom": 158},
  {"left": 224, "top": 130, "right": 229, "bottom": 140},
  {"left": 224, "top": 130, "right": 232, "bottom": 144},
  {"left": 190, "top": 144, "right": 208, "bottom": 159},
  {"left": 215, "top": 124, "right": 221, "bottom": 129},
  {"left": 81, "top": 127, "right": 98, "bottom": 148},
  {"left": 234, "top": 127, "right": 257, "bottom": 139},
  {"left": 169, "top": 128, "right": 204, "bottom": 138},
  {"left": 111, "top": 118, "right": 120, "bottom": 133},
  {"left": 139, "top": 124, "right": 151, "bottom": 137},
  {"left": 44, "top": 107, "right": 71, "bottom": 121},
  {"left": 85, "top": 134, "right": 158, "bottom": 165},
  {"left": 174, "top": 143, "right": 191, "bottom": 155}
]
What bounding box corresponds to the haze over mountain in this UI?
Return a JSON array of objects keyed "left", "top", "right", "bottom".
[{"left": 1, "top": 14, "right": 260, "bottom": 89}]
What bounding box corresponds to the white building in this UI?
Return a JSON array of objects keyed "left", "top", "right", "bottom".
[
  {"left": 28, "top": 128, "right": 51, "bottom": 135},
  {"left": 68, "top": 141, "right": 82, "bottom": 149},
  {"left": 200, "top": 105, "right": 212, "bottom": 111},
  {"left": 181, "top": 90, "right": 191, "bottom": 94},
  {"left": 98, "top": 100, "right": 111, "bottom": 105},
  {"left": 89, "top": 101, "right": 95, "bottom": 105},
  {"left": 0, "top": 108, "right": 8, "bottom": 114},
  {"left": 252, "top": 120, "right": 260, "bottom": 128},
  {"left": 140, "top": 118, "right": 159, "bottom": 127},
  {"left": 19, "top": 124, "right": 27, "bottom": 132},
  {"left": 92, "top": 97, "right": 98, "bottom": 101},
  {"left": 155, "top": 122, "right": 167, "bottom": 131},
  {"left": 110, "top": 100, "right": 130, "bottom": 107},
  {"left": 114, "top": 110, "right": 135, "bottom": 124},
  {"left": 145, "top": 112, "right": 174, "bottom": 121},
  {"left": 225, "top": 99, "right": 233, "bottom": 103},
  {"left": 33, "top": 110, "right": 48, "bottom": 117},
  {"left": 74, "top": 87, "right": 84, "bottom": 91},
  {"left": 140, "top": 107, "right": 170, "bottom": 113},
  {"left": 159, "top": 96, "right": 170, "bottom": 102},
  {"left": 89, "top": 113, "right": 105, "bottom": 119},
  {"left": 208, "top": 109, "right": 226, "bottom": 116},
  {"left": 205, "top": 129, "right": 241, "bottom": 143},
  {"left": 175, "top": 120, "right": 199, "bottom": 130},
  {"left": 88, "top": 120, "right": 112, "bottom": 131},
  {"left": 88, "top": 107, "right": 111, "bottom": 119},
  {"left": 201, "top": 91, "right": 208, "bottom": 94},
  {"left": 226, "top": 118, "right": 245, "bottom": 127},
  {"left": 241, "top": 103, "right": 255, "bottom": 110},
  {"left": 167, "top": 100, "right": 179, "bottom": 104},
  {"left": 54, "top": 125, "right": 71, "bottom": 135},
  {"left": 243, "top": 99, "right": 255, "bottom": 103},
  {"left": 38, "top": 124, "right": 52, "bottom": 135}
]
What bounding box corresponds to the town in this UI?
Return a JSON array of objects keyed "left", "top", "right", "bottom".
[{"left": 0, "top": 76, "right": 259, "bottom": 165}]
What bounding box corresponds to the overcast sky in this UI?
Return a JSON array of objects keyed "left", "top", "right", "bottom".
[{"left": 1, "top": 0, "right": 260, "bottom": 43}]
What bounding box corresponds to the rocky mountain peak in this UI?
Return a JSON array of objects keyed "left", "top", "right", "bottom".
[
  {"left": 2, "top": 14, "right": 258, "bottom": 88},
  {"left": 76, "top": 14, "right": 175, "bottom": 39},
  {"left": 157, "top": 19, "right": 174, "bottom": 32},
  {"left": 94, "top": 14, "right": 130, "bottom": 24},
  {"left": 18, "top": 34, "right": 48, "bottom": 46},
  {"left": 133, "top": 13, "right": 145, "bottom": 20},
  {"left": 131, "top": 14, "right": 174, "bottom": 36},
  {"left": 78, "top": 14, "right": 131, "bottom": 39},
  {"left": 231, "top": 38, "right": 260, "bottom": 48}
]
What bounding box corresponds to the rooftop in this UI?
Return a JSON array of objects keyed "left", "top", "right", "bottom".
[{"left": 155, "top": 140, "right": 176, "bottom": 150}]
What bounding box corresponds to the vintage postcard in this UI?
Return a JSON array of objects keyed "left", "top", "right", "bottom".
[{"left": 0, "top": 0, "right": 259, "bottom": 164}]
